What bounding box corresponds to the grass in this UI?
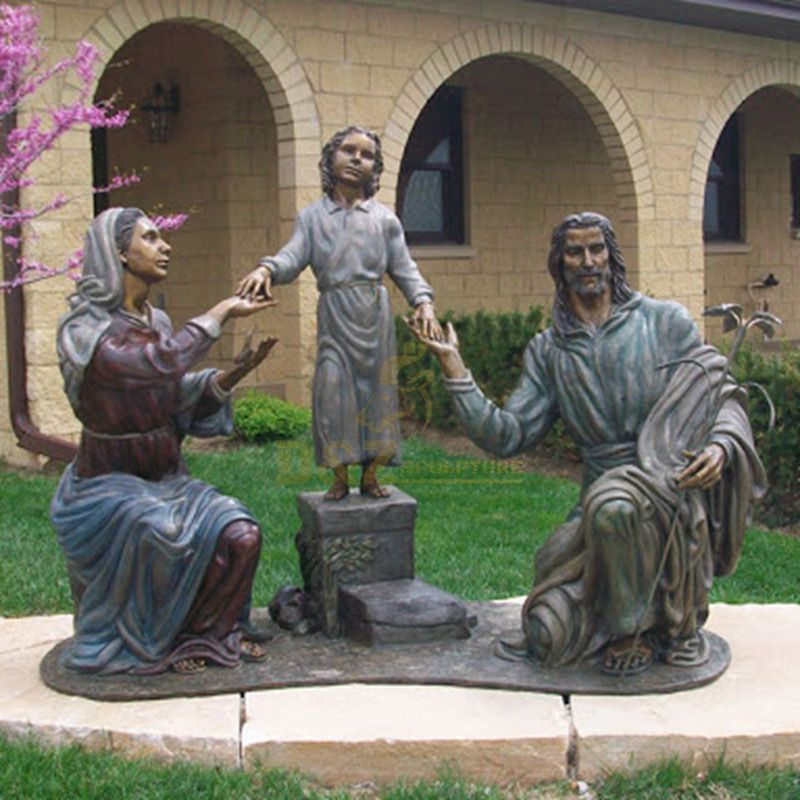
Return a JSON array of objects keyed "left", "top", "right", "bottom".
[
  {"left": 0, "top": 737, "right": 798, "bottom": 799},
  {"left": 1, "top": 434, "right": 799, "bottom": 616},
  {"left": 594, "top": 757, "right": 800, "bottom": 799}
]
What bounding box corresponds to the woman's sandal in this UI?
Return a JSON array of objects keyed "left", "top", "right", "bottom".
[
  {"left": 241, "top": 639, "right": 268, "bottom": 663},
  {"left": 171, "top": 657, "right": 207, "bottom": 674}
]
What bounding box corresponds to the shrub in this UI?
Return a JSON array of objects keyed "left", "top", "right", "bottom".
[
  {"left": 730, "top": 344, "right": 800, "bottom": 527},
  {"left": 233, "top": 391, "right": 311, "bottom": 442},
  {"left": 396, "top": 306, "right": 579, "bottom": 460},
  {"left": 395, "top": 306, "right": 546, "bottom": 430}
]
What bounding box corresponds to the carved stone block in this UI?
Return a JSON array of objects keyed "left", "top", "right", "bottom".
[
  {"left": 339, "top": 578, "right": 477, "bottom": 645},
  {"left": 295, "top": 489, "right": 417, "bottom": 636}
]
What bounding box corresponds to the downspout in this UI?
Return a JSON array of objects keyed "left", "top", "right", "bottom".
[{"left": 3, "top": 112, "right": 77, "bottom": 464}]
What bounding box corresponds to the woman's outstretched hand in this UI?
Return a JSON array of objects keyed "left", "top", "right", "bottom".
[
  {"left": 404, "top": 317, "right": 468, "bottom": 380},
  {"left": 206, "top": 294, "right": 275, "bottom": 326},
  {"left": 216, "top": 333, "right": 279, "bottom": 392}
]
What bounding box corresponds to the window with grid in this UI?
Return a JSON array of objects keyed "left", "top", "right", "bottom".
[{"left": 397, "top": 86, "right": 464, "bottom": 245}]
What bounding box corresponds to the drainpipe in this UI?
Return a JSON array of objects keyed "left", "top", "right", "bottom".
[{"left": 3, "top": 112, "right": 77, "bottom": 464}]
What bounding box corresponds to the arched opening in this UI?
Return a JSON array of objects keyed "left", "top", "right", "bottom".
[
  {"left": 93, "top": 22, "right": 281, "bottom": 387},
  {"left": 393, "top": 55, "right": 629, "bottom": 315},
  {"left": 704, "top": 86, "right": 800, "bottom": 341}
]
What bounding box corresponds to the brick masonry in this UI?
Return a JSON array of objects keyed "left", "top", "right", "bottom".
[{"left": 2, "top": 0, "right": 799, "bottom": 461}]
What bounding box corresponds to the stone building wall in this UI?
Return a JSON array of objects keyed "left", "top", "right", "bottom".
[
  {"left": 95, "top": 22, "right": 284, "bottom": 385},
  {"left": 2, "top": 0, "right": 799, "bottom": 463}
]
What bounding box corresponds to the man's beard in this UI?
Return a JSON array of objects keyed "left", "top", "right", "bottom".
[{"left": 564, "top": 266, "right": 610, "bottom": 299}]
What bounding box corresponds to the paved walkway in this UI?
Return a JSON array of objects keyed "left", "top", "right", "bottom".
[{"left": 1, "top": 602, "right": 798, "bottom": 787}]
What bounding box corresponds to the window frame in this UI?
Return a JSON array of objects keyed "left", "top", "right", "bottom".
[
  {"left": 703, "top": 114, "right": 742, "bottom": 243},
  {"left": 397, "top": 85, "right": 465, "bottom": 246},
  {"left": 791, "top": 154, "right": 800, "bottom": 230},
  {"left": 91, "top": 126, "right": 110, "bottom": 216}
]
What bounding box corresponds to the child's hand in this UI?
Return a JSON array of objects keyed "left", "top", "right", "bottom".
[
  {"left": 412, "top": 301, "right": 443, "bottom": 341},
  {"left": 237, "top": 265, "right": 273, "bottom": 301}
]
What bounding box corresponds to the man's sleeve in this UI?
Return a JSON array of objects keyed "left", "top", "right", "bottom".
[{"left": 443, "top": 335, "right": 558, "bottom": 458}]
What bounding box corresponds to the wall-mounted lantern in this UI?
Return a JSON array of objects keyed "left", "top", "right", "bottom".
[{"left": 141, "top": 82, "right": 180, "bottom": 143}]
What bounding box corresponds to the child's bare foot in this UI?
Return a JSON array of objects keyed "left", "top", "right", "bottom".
[
  {"left": 360, "top": 481, "right": 390, "bottom": 498},
  {"left": 360, "top": 461, "right": 390, "bottom": 498},
  {"left": 324, "top": 466, "right": 349, "bottom": 501}
]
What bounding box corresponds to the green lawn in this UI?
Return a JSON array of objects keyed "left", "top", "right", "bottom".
[
  {"left": 1, "top": 434, "right": 798, "bottom": 617},
  {"left": 1, "top": 737, "right": 798, "bottom": 800},
  {"left": 1, "top": 436, "right": 798, "bottom": 799}
]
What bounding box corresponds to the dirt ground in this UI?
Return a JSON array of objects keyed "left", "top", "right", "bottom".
[{"left": 402, "top": 420, "right": 583, "bottom": 484}]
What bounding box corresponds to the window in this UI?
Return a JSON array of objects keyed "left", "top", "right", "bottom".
[
  {"left": 791, "top": 154, "right": 800, "bottom": 229},
  {"left": 397, "top": 86, "right": 464, "bottom": 245},
  {"left": 703, "top": 114, "right": 741, "bottom": 241}
]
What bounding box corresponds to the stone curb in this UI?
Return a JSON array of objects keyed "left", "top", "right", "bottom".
[{"left": 1, "top": 603, "right": 797, "bottom": 787}]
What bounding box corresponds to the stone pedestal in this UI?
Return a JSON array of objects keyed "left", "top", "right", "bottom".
[{"left": 296, "top": 489, "right": 473, "bottom": 642}]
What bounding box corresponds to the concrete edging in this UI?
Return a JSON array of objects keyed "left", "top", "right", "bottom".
[{"left": 1, "top": 602, "right": 797, "bottom": 787}]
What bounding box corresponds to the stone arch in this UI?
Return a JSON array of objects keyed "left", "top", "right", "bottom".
[
  {"left": 688, "top": 58, "right": 800, "bottom": 222},
  {"left": 381, "top": 23, "right": 654, "bottom": 226},
  {"left": 57, "top": 0, "right": 325, "bottom": 406},
  {"left": 79, "top": 0, "right": 321, "bottom": 218}
]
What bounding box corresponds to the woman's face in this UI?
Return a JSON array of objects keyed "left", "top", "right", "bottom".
[{"left": 120, "top": 217, "right": 171, "bottom": 285}]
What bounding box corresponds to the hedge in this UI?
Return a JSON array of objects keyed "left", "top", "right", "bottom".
[
  {"left": 395, "top": 306, "right": 546, "bottom": 431},
  {"left": 730, "top": 345, "right": 800, "bottom": 527}
]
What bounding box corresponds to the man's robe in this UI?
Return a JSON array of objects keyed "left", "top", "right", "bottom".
[{"left": 445, "top": 293, "right": 766, "bottom": 665}]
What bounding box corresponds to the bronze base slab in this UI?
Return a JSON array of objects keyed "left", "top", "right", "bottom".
[{"left": 40, "top": 602, "right": 730, "bottom": 702}]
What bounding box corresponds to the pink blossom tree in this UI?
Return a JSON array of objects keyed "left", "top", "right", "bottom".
[{"left": 0, "top": 4, "right": 187, "bottom": 291}]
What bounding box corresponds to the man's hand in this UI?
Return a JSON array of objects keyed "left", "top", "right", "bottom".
[
  {"left": 412, "top": 301, "right": 444, "bottom": 341},
  {"left": 237, "top": 265, "right": 273, "bottom": 301},
  {"left": 216, "top": 333, "right": 279, "bottom": 392},
  {"left": 674, "top": 444, "right": 726, "bottom": 491},
  {"left": 404, "top": 317, "right": 467, "bottom": 380}
]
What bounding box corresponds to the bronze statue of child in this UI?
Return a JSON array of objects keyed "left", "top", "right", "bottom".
[{"left": 238, "top": 125, "right": 442, "bottom": 500}]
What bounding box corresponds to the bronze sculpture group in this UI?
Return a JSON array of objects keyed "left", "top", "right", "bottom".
[{"left": 49, "top": 126, "right": 765, "bottom": 684}]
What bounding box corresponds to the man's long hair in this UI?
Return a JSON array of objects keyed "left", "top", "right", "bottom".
[
  {"left": 319, "top": 125, "right": 383, "bottom": 198},
  {"left": 548, "top": 212, "right": 635, "bottom": 331}
]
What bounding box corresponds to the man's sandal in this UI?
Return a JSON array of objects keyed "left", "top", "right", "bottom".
[{"left": 600, "top": 637, "right": 653, "bottom": 676}]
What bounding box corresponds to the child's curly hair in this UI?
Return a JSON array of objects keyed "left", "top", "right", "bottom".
[{"left": 319, "top": 125, "right": 383, "bottom": 198}]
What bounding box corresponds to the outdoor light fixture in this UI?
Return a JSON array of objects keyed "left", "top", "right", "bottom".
[
  {"left": 747, "top": 272, "right": 780, "bottom": 313},
  {"left": 141, "top": 82, "right": 180, "bottom": 143}
]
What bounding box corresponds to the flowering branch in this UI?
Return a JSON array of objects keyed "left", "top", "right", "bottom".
[{"left": 0, "top": 4, "right": 130, "bottom": 291}]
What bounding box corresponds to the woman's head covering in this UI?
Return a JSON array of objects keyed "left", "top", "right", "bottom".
[{"left": 56, "top": 207, "right": 144, "bottom": 410}]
